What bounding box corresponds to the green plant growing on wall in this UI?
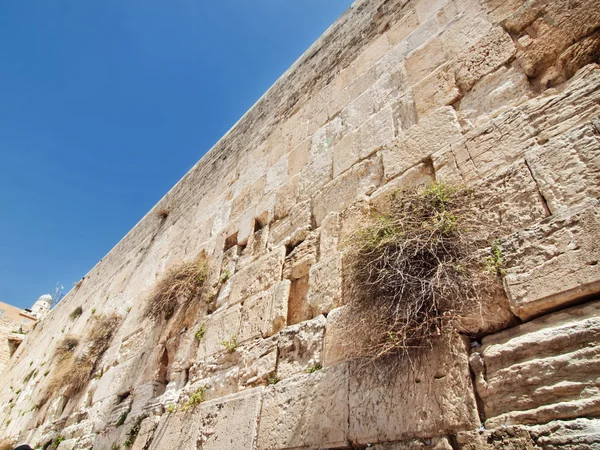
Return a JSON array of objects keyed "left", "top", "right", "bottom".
[
  {"left": 123, "top": 415, "right": 145, "bottom": 448},
  {"left": 220, "top": 335, "right": 239, "bottom": 353},
  {"left": 52, "top": 436, "right": 65, "bottom": 448},
  {"left": 194, "top": 324, "right": 206, "bottom": 341},
  {"left": 116, "top": 412, "right": 128, "bottom": 427},
  {"left": 306, "top": 362, "right": 322, "bottom": 374},
  {"left": 267, "top": 373, "right": 280, "bottom": 385},
  {"left": 69, "top": 306, "right": 83, "bottom": 320},
  {"left": 144, "top": 253, "right": 209, "bottom": 321},
  {"left": 181, "top": 386, "right": 206, "bottom": 411},
  {"left": 486, "top": 239, "right": 507, "bottom": 277},
  {"left": 343, "top": 182, "right": 501, "bottom": 364}
]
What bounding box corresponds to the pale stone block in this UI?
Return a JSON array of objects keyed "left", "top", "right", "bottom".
[
  {"left": 319, "top": 212, "right": 341, "bottom": 260},
  {"left": 349, "top": 334, "right": 479, "bottom": 444},
  {"left": 475, "top": 301, "right": 600, "bottom": 427},
  {"left": 353, "top": 34, "right": 391, "bottom": 77},
  {"left": 237, "top": 224, "right": 268, "bottom": 269},
  {"left": 458, "top": 66, "right": 533, "bottom": 125},
  {"left": 370, "top": 64, "right": 407, "bottom": 113},
  {"left": 382, "top": 106, "right": 463, "bottom": 180},
  {"left": 273, "top": 174, "right": 299, "bottom": 221},
  {"left": 313, "top": 154, "right": 383, "bottom": 226},
  {"left": 277, "top": 315, "right": 325, "bottom": 379},
  {"left": 287, "top": 275, "right": 312, "bottom": 326},
  {"left": 239, "top": 290, "right": 271, "bottom": 343},
  {"left": 369, "top": 162, "right": 434, "bottom": 213},
  {"left": 268, "top": 200, "right": 312, "bottom": 247},
  {"left": 356, "top": 105, "right": 395, "bottom": 159},
  {"left": 268, "top": 279, "right": 290, "bottom": 336},
  {"left": 502, "top": 202, "right": 600, "bottom": 320},
  {"left": 436, "top": 2, "right": 492, "bottom": 57},
  {"left": 282, "top": 233, "right": 318, "bottom": 280},
  {"left": 525, "top": 121, "right": 600, "bottom": 215},
  {"left": 414, "top": 0, "right": 447, "bottom": 23},
  {"left": 370, "top": 437, "right": 453, "bottom": 450},
  {"left": 375, "top": 40, "right": 410, "bottom": 79},
  {"left": 236, "top": 206, "right": 255, "bottom": 246},
  {"left": 238, "top": 337, "right": 278, "bottom": 388},
  {"left": 307, "top": 256, "right": 342, "bottom": 315},
  {"left": 323, "top": 306, "right": 349, "bottom": 367},
  {"left": 332, "top": 130, "right": 359, "bottom": 178},
  {"left": 455, "top": 26, "right": 516, "bottom": 92},
  {"left": 288, "top": 138, "right": 310, "bottom": 177},
  {"left": 228, "top": 246, "right": 286, "bottom": 304},
  {"left": 406, "top": 17, "right": 439, "bottom": 53},
  {"left": 405, "top": 36, "right": 448, "bottom": 87},
  {"left": 197, "top": 305, "right": 242, "bottom": 359},
  {"left": 347, "top": 66, "right": 377, "bottom": 102},
  {"left": 266, "top": 154, "right": 289, "bottom": 193},
  {"left": 342, "top": 90, "right": 375, "bottom": 130},
  {"left": 413, "top": 62, "right": 462, "bottom": 118},
  {"left": 388, "top": 8, "right": 420, "bottom": 46},
  {"left": 230, "top": 175, "right": 266, "bottom": 220},
  {"left": 149, "top": 388, "right": 263, "bottom": 450},
  {"left": 257, "top": 365, "right": 349, "bottom": 449}
]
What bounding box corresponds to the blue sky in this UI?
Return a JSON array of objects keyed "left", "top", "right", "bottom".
[{"left": 0, "top": 0, "right": 354, "bottom": 310}]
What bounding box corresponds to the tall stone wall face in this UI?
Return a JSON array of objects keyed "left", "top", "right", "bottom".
[{"left": 1, "top": 0, "right": 600, "bottom": 448}]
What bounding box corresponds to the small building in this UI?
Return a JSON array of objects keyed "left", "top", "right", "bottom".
[{"left": 0, "top": 295, "right": 50, "bottom": 374}]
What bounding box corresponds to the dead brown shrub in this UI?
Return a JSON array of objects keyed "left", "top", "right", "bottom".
[
  {"left": 343, "top": 182, "right": 501, "bottom": 364},
  {"left": 42, "top": 313, "right": 122, "bottom": 402},
  {"left": 0, "top": 440, "right": 14, "bottom": 450},
  {"left": 157, "top": 208, "right": 170, "bottom": 220},
  {"left": 144, "top": 253, "right": 209, "bottom": 321}
]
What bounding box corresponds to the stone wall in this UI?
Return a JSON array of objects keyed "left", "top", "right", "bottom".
[{"left": 1, "top": 0, "right": 599, "bottom": 448}]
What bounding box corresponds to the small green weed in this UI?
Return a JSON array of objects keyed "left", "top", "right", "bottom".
[
  {"left": 306, "top": 362, "right": 322, "bottom": 374},
  {"left": 267, "top": 373, "right": 280, "bottom": 385},
  {"left": 194, "top": 324, "right": 206, "bottom": 341},
  {"left": 116, "top": 412, "right": 128, "bottom": 427},
  {"left": 181, "top": 386, "right": 206, "bottom": 411},
  {"left": 220, "top": 335, "right": 239, "bottom": 353},
  {"left": 69, "top": 306, "right": 83, "bottom": 320},
  {"left": 486, "top": 239, "right": 507, "bottom": 276}
]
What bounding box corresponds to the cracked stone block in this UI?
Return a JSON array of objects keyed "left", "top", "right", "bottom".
[
  {"left": 196, "top": 305, "right": 242, "bottom": 359},
  {"left": 525, "top": 120, "right": 600, "bottom": 215},
  {"left": 369, "top": 437, "right": 453, "bottom": 450},
  {"left": 413, "top": 62, "right": 461, "bottom": 119},
  {"left": 455, "top": 26, "right": 516, "bottom": 92},
  {"left": 502, "top": 201, "right": 600, "bottom": 320},
  {"left": 257, "top": 364, "right": 349, "bottom": 449},
  {"left": 277, "top": 315, "right": 325, "bottom": 379},
  {"left": 228, "top": 246, "right": 286, "bottom": 306},
  {"left": 349, "top": 334, "right": 479, "bottom": 445},
  {"left": 313, "top": 153, "right": 383, "bottom": 226},
  {"left": 382, "top": 106, "right": 463, "bottom": 180},
  {"left": 307, "top": 255, "right": 343, "bottom": 316},
  {"left": 268, "top": 200, "right": 312, "bottom": 248},
  {"left": 282, "top": 232, "right": 318, "bottom": 280},
  {"left": 473, "top": 300, "right": 600, "bottom": 428},
  {"left": 148, "top": 388, "right": 263, "bottom": 450}
]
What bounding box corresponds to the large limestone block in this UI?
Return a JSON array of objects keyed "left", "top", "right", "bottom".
[
  {"left": 257, "top": 364, "right": 349, "bottom": 449},
  {"left": 455, "top": 26, "right": 516, "bottom": 92},
  {"left": 268, "top": 200, "right": 312, "bottom": 248},
  {"left": 529, "top": 418, "right": 600, "bottom": 449},
  {"left": 307, "top": 255, "right": 343, "bottom": 316},
  {"left": 473, "top": 300, "right": 600, "bottom": 427},
  {"left": 349, "top": 334, "right": 480, "bottom": 445},
  {"left": 313, "top": 153, "right": 383, "bottom": 226},
  {"left": 228, "top": 246, "right": 286, "bottom": 305},
  {"left": 196, "top": 305, "right": 242, "bottom": 359},
  {"left": 277, "top": 315, "right": 325, "bottom": 379},
  {"left": 502, "top": 202, "right": 600, "bottom": 320},
  {"left": 525, "top": 120, "right": 600, "bottom": 215},
  {"left": 369, "top": 437, "right": 453, "bottom": 450},
  {"left": 149, "top": 388, "right": 263, "bottom": 450},
  {"left": 413, "top": 62, "right": 461, "bottom": 119},
  {"left": 382, "top": 106, "right": 463, "bottom": 180}
]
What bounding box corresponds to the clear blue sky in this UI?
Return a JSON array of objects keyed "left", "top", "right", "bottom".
[{"left": 0, "top": 0, "right": 354, "bottom": 309}]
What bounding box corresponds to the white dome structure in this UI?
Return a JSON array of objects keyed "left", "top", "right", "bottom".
[{"left": 31, "top": 294, "right": 52, "bottom": 320}]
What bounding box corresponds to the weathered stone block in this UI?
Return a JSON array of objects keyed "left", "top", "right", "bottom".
[
  {"left": 282, "top": 233, "right": 318, "bottom": 280},
  {"left": 455, "top": 26, "right": 516, "bottom": 92},
  {"left": 502, "top": 202, "right": 600, "bottom": 320},
  {"left": 313, "top": 154, "right": 383, "bottom": 226},
  {"left": 197, "top": 305, "right": 242, "bottom": 359},
  {"left": 277, "top": 315, "right": 325, "bottom": 379},
  {"left": 525, "top": 120, "right": 600, "bottom": 215},
  {"left": 268, "top": 200, "right": 312, "bottom": 247},
  {"left": 349, "top": 334, "right": 479, "bottom": 444},
  {"left": 405, "top": 37, "right": 448, "bottom": 87},
  {"left": 257, "top": 365, "right": 349, "bottom": 449},
  {"left": 149, "top": 388, "right": 263, "bottom": 450},
  {"left": 382, "top": 106, "right": 463, "bottom": 180},
  {"left": 228, "top": 246, "right": 286, "bottom": 305},
  {"left": 413, "top": 62, "right": 461, "bottom": 118},
  {"left": 474, "top": 300, "right": 600, "bottom": 427},
  {"left": 307, "top": 256, "right": 343, "bottom": 316}
]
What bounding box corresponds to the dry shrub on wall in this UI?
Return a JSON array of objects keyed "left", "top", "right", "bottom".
[
  {"left": 343, "top": 182, "right": 501, "bottom": 365},
  {"left": 42, "top": 313, "right": 122, "bottom": 403},
  {"left": 144, "top": 253, "right": 209, "bottom": 321},
  {"left": 0, "top": 440, "right": 14, "bottom": 450}
]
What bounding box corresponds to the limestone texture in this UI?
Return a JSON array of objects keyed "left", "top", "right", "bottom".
[{"left": 1, "top": 0, "right": 599, "bottom": 448}]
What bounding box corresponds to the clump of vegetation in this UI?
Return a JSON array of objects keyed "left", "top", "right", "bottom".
[
  {"left": 42, "top": 314, "right": 121, "bottom": 403},
  {"left": 267, "top": 373, "right": 280, "bottom": 385},
  {"left": 166, "top": 403, "right": 177, "bottom": 413},
  {"left": 157, "top": 208, "right": 170, "bottom": 220},
  {"left": 123, "top": 415, "right": 145, "bottom": 447},
  {"left": 343, "top": 182, "right": 501, "bottom": 364},
  {"left": 181, "top": 386, "right": 206, "bottom": 411},
  {"left": 220, "top": 335, "right": 239, "bottom": 353},
  {"left": 194, "top": 324, "right": 206, "bottom": 341},
  {"left": 486, "top": 239, "right": 507, "bottom": 276},
  {"left": 52, "top": 436, "right": 65, "bottom": 448},
  {"left": 116, "top": 411, "right": 128, "bottom": 427},
  {"left": 144, "top": 254, "right": 209, "bottom": 321},
  {"left": 24, "top": 368, "right": 38, "bottom": 383},
  {"left": 70, "top": 306, "right": 83, "bottom": 320},
  {"left": 306, "top": 362, "right": 322, "bottom": 374}
]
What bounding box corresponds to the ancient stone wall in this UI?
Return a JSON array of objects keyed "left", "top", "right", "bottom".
[{"left": 1, "top": 0, "right": 599, "bottom": 448}]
